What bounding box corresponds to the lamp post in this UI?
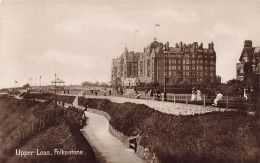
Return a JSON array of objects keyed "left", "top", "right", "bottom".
[
  {"left": 134, "top": 30, "right": 139, "bottom": 52},
  {"left": 55, "top": 73, "right": 57, "bottom": 93},
  {"left": 163, "top": 41, "right": 169, "bottom": 101},
  {"left": 40, "top": 76, "right": 41, "bottom": 87},
  {"left": 155, "top": 24, "right": 160, "bottom": 39},
  {"left": 29, "top": 77, "right": 31, "bottom": 91},
  {"left": 164, "top": 52, "right": 167, "bottom": 101},
  {"left": 226, "top": 85, "right": 234, "bottom": 109}
]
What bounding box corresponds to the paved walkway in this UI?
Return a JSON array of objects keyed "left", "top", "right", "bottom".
[
  {"left": 81, "top": 112, "right": 144, "bottom": 163},
  {"left": 84, "top": 95, "right": 237, "bottom": 115}
]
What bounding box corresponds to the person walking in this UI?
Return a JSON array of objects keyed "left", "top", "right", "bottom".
[
  {"left": 157, "top": 89, "right": 161, "bottom": 101},
  {"left": 120, "top": 88, "right": 123, "bottom": 96},
  {"left": 244, "top": 87, "right": 248, "bottom": 100},
  {"left": 150, "top": 89, "right": 154, "bottom": 97},
  {"left": 191, "top": 88, "right": 197, "bottom": 102},
  {"left": 196, "top": 89, "right": 202, "bottom": 101}
]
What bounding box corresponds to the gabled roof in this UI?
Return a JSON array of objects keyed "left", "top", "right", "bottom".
[{"left": 239, "top": 47, "right": 255, "bottom": 61}]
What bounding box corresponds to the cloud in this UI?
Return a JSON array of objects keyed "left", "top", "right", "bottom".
[
  {"left": 204, "top": 23, "right": 242, "bottom": 41},
  {"left": 1, "top": 0, "right": 260, "bottom": 88},
  {"left": 203, "top": 23, "right": 246, "bottom": 82}
]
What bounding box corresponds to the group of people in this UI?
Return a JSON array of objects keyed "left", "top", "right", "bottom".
[
  {"left": 145, "top": 89, "right": 161, "bottom": 100},
  {"left": 103, "top": 89, "right": 112, "bottom": 96},
  {"left": 191, "top": 88, "right": 202, "bottom": 102},
  {"left": 89, "top": 86, "right": 226, "bottom": 107},
  {"left": 191, "top": 88, "right": 224, "bottom": 107},
  {"left": 243, "top": 86, "right": 254, "bottom": 100}
]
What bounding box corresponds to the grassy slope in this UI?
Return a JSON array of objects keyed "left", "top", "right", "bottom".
[
  {"left": 79, "top": 97, "right": 259, "bottom": 163},
  {"left": 0, "top": 97, "right": 96, "bottom": 163},
  {"left": 23, "top": 93, "right": 76, "bottom": 103}
]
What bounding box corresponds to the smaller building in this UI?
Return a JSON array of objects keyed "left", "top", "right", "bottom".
[
  {"left": 111, "top": 47, "right": 141, "bottom": 86},
  {"left": 236, "top": 40, "right": 260, "bottom": 81},
  {"left": 123, "top": 51, "right": 140, "bottom": 78},
  {"left": 111, "top": 58, "right": 121, "bottom": 85}
]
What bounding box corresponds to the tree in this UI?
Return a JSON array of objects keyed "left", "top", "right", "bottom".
[
  {"left": 81, "top": 81, "right": 94, "bottom": 87},
  {"left": 23, "top": 83, "right": 30, "bottom": 89},
  {"left": 227, "top": 79, "right": 241, "bottom": 85}
]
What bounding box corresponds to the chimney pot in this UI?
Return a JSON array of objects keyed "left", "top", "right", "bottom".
[{"left": 244, "top": 40, "right": 252, "bottom": 47}]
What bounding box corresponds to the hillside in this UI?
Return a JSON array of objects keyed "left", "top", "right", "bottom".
[{"left": 0, "top": 97, "right": 96, "bottom": 163}]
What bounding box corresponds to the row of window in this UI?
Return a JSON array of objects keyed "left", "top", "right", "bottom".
[
  {"left": 140, "top": 69, "right": 215, "bottom": 77},
  {"left": 166, "top": 59, "right": 215, "bottom": 65},
  {"left": 159, "top": 54, "right": 215, "bottom": 59},
  {"left": 159, "top": 65, "right": 215, "bottom": 71},
  {"left": 167, "top": 71, "right": 215, "bottom": 77},
  {"left": 139, "top": 59, "right": 215, "bottom": 69}
]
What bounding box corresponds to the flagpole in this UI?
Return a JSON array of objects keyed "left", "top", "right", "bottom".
[
  {"left": 55, "top": 73, "right": 56, "bottom": 94},
  {"left": 155, "top": 25, "right": 156, "bottom": 39},
  {"left": 134, "top": 30, "right": 138, "bottom": 53},
  {"left": 155, "top": 24, "right": 160, "bottom": 40},
  {"left": 134, "top": 31, "right": 135, "bottom": 53}
]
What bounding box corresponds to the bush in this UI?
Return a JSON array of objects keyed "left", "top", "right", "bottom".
[
  {"left": 79, "top": 97, "right": 258, "bottom": 163},
  {"left": 0, "top": 97, "right": 96, "bottom": 163}
]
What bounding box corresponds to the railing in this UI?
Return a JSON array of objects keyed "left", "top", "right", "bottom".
[
  {"left": 30, "top": 89, "right": 256, "bottom": 111},
  {"left": 82, "top": 89, "right": 258, "bottom": 111}
]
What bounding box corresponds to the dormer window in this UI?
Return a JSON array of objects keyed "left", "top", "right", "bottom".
[{"left": 243, "top": 57, "right": 248, "bottom": 62}]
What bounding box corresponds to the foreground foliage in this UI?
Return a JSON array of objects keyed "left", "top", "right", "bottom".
[
  {"left": 79, "top": 97, "right": 259, "bottom": 163},
  {"left": 0, "top": 97, "right": 96, "bottom": 163}
]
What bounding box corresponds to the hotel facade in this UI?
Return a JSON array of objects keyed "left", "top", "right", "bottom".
[{"left": 111, "top": 39, "right": 216, "bottom": 86}]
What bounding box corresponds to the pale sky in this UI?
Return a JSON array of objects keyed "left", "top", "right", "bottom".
[{"left": 0, "top": 0, "right": 260, "bottom": 88}]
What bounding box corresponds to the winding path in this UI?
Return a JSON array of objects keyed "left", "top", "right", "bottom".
[{"left": 80, "top": 112, "right": 144, "bottom": 163}]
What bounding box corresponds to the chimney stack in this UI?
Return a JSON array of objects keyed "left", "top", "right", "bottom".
[
  {"left": 244, "top": 40, "right": 252, "bottom": 47},
  {"left": 179, "top": 41, "right": 183, "bottom": 50},
  {"left": 200, "top": 42, "right": 203, "bottom": 48},
  {"left": 208, "top": 42, "right": 214, "bottom": 50},
  {"left": 193, "top": 42, "right": 198, "bottom": 50},
  {"left": 165, "top": 41, "right": 169, "bottom": 51}
]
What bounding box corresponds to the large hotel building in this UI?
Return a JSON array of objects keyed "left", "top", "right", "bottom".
[{"left": 111, "top": 39, "right": 216, "bottom": 86}]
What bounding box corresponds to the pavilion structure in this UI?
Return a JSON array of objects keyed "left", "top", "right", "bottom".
[{"left": 51, "top": 76, "right": 65, "bottom": 93}]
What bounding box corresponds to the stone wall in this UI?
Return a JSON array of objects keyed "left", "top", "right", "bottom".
[{"left": 87, "top": 108, "right": 111, "bottom": 122}]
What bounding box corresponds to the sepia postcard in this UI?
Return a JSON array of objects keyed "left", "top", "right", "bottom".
[{"left": 0, "top": 0, "right": 259, "bottom": 162}]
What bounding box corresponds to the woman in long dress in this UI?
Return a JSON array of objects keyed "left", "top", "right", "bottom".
[
  {"left": 244, "top": 88, "right": 248, "bottom": 100},
  {"left": 191, "top": 88, "right": 197, "bottom": 101},
  {"left": 196, "top": 89, "right": 202, "bottom": 101}
]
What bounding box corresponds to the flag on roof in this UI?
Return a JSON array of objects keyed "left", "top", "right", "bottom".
[
  {"left": 15, "top": 80, "right": 18, "bottom": 83},
  {"left": 155, "top": 24, "right": 160, "bottom": 26}
]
